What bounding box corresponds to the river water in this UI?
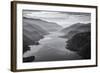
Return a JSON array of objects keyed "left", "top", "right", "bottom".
[{"left": 23, "top": 32, "right": 81, "bottom": 61}]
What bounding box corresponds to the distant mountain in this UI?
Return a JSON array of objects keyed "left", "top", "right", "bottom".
[
  {"left": 23, "top": 17, "right": 62, "bottom": 32},
  {"left": 23, "top": 17, "right": 62, "bottom": 53},
  {"left": 60, "top": 23, "right": 91, "bottom": 39},
  {"left": 23, "top": 18, "right": 48, "bottom": 53},
  {"left": 23, "top": 20, "right": 49, "bottom": 43}
]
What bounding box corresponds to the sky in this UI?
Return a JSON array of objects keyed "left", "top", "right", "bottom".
[{"left": 23, "top": 10, "right": 91, "bottom": 28}]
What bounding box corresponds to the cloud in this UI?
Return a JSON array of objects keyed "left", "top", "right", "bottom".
[
  {"left": 23, "top": 11, "right": 70, "bottom": 19},
  {"left": 23, "top": 10, "right": 91, "bottom": 27}
]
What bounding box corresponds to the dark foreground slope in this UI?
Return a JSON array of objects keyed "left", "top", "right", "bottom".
[
  {"left": 61, "top": 23, "right": 91, "bottom": 59},
  {"left": 66, "top": 32, "right": 91, "bottom": 59}
]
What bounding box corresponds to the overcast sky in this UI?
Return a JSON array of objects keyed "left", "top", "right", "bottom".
[{"left": 23, "top": 10, "right": 91, "bottom": 28}]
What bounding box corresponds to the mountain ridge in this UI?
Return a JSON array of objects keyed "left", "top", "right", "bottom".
[
  {"left": 23, "top": 16, "right": 62, "bottom": 32},
  {"left": 60, "top": 23, "right": 91, "bottom": 39}
]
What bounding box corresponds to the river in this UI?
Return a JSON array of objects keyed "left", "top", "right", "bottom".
[{"left": 23, "top": 31, "right": 81, "bottom": 61}]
